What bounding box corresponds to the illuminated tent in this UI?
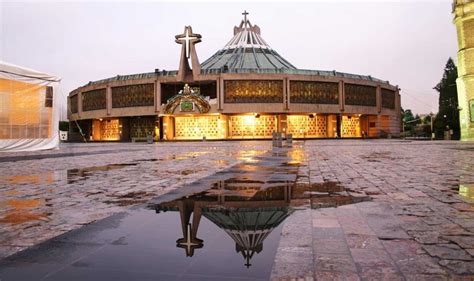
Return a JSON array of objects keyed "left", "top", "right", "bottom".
[{"left": 0, "top": 61, "right": 61, "bottom": 151}]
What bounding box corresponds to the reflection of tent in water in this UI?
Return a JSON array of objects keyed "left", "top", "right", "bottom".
[{"left": 203, "top": 207, "right": 290, "bottom": 267}]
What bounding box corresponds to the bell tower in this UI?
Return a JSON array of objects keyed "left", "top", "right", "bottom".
[{"left": 453, "top": 0, "right": 474, "bottom": 141}]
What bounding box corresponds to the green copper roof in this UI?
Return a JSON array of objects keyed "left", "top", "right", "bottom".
[{"left": 200, "top": 16, "right": 296, "bottom": 71}]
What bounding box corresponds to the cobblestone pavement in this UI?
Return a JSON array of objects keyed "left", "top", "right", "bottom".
[
  {"left": 0, "top": 140, "right": 473, "bottom": 281},
  {"left": 0, "top": 141, "right": 270, "bottom": 259},
  {"left": 272, "top": 140, "right": 474, "bottom": 280}
]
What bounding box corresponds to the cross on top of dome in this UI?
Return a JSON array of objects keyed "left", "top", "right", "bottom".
[
  {"left": 241, "top": 10, "right": 251, "bottom": 29},
  {"left": 242, "top": 10, "right": 249, "bottom": 23}
]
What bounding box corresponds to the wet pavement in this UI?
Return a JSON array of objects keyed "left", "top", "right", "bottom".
[
  {"left": 0, "top": 140, "right": 474, "bottom": 280},
  {"left": 0, "top": 142, "right": 268, "bottom": 258}
]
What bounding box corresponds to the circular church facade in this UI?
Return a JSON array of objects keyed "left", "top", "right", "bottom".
[{"left": 68, "top": 13, "right": 401, "bottom": 141}]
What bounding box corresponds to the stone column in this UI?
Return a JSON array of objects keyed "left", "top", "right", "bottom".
[
  {"left": 155, "top": 81, "right": 161, "bottom": 113},
  {"left": 106, "top": 86, "right": 112, "bottom": 116},
  {"left": 219, "top": 77, "right": 224, "bottom": 111},
  {"left": 376, "top": 85, "right": 382, "bottom": 114},
  {"left": 285, "top": 78, "right": 290, "bottom": 111},
  {"left": 395, "top": 87, "right": 401, "bottom": 136},
  {"left": 338, "top": 81, "right": 345, "bottom": 138},
  {"left": 78, "top": 92, "right": 83, "bottom": 119},
  {"left": 339, "top": 80, "right": 344, "bottom": 112},
  {"left": 216, "top": 78, "right": 221, "bottom": 111},
  {"left": 376, "top": 85, "right": 382, "bottom": 137}
]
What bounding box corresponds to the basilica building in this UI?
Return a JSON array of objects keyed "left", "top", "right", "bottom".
[{"left": 68, "top": 12, "right": 401, "bottom": 141}]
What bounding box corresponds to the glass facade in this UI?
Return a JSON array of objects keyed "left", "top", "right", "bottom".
[
  {"left": 82, "top": 89, "right": 106, "bottom": 111},
  {"left": 224, "top": 80, "right": 283, "bottom": 103}
]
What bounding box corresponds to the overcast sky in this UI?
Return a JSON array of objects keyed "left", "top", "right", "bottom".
[{"left": 1, "top": 0, "right": 457, "bottom": 114}]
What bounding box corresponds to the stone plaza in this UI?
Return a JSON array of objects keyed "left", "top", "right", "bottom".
[{"left": 0, "top": 140, "right": 473, "bottom": 280}]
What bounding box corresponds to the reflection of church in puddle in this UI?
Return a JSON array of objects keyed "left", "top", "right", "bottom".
[
  {"left": 153, "top": 179, "right": 369, "bottom": 267},
  {"left": 154, "top": 181, "right": 294, "bottom": 267}
]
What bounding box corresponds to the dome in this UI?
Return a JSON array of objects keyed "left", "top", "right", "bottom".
[{"left": 201, "top": 12, "right": 296, "bottom": 72}]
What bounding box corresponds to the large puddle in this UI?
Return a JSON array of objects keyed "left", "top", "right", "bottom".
[
  {"left": 135, "top": 147, "right": 372, "bottom": 276},
  {"left": 148, "top": 179, "right": 371, "bottom": 269},
  {"left": 1, "top": 146, "right": 372, "bottom": 280}
]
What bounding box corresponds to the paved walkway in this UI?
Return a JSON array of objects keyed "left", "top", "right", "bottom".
[
  {"left": 272, "top": 140, "right": 474, "bottom": 280},
  {"left": 0, "top": 140, "right": 473, "bottom": 280}
]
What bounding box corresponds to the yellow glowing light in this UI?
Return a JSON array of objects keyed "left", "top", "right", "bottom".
[
  {"left": 236, "top": 149, "right": 261, "bottom": 163},
  {"left": 459, "top": 184, "right": 474, "bottom": 201},
  {"left": 93, "top": 119, "right": 120, "bottom": 141},
  {"left": 242, "top": 115, "right": 256, "bottom": 126},
  {"left": 287, "top": 115, "right": 330, "bottom": 138},
  {"left": 341, "top": 115, "right": 361, "bottom": 138},
  {"left": 0, "top": 198, "right": 48, "bottom": 224},
  {"left": 0, "top": 79, "right": 53, "bottom": 139},
  {"left": 174, "top": 116, "right": 222, "bottom": 140}
]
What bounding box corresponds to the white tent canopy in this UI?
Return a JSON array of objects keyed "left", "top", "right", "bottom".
[{"left": 0, "top": 61, "right": 61, "bottom": 152}]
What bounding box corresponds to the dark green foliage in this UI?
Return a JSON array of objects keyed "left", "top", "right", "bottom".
[
  {"left": 434, "top": 58, "right": 460, "bottom": 139},
  {"left": 402, "top": 108, "right": 418, "bottom": 132}
]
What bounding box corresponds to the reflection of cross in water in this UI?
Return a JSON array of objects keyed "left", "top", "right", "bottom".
[
  {"left": 176, "top": 223, "right": 202, "bottom": 257},
  {"left": 243, "top": 250, "right": 254, "bottom": 268},
  {"left": 176, "top": 199, "right": 203, "bottom": 257},
  {"left": 166, "top": 179, "right": 294, "bottom": 263}
]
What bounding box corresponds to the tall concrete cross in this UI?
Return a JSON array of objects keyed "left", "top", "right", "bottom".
[{"left": 175, "top": 26, "right": 201, "bottom": 59}]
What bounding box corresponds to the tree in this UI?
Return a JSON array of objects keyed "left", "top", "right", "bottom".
[
  {"left": 402, "top": 109, "right": 416, "bottom": 132},
  {"left": 402, "top": 109, "right": 415, "bottom": 122},
  {"left": 434, "top": 58, "right": 460, "bottom": 139},
  {"left": 423, "top": 114, "right": 432, "bottom": 125}
]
